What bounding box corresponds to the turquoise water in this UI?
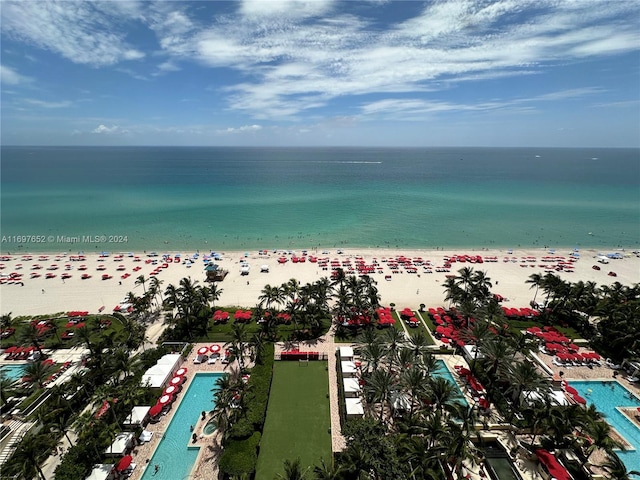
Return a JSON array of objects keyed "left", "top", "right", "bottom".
[
  {"left": 572, "top": 381, "right": 640, "bottom": 473},
  {"left": 0, "top": 364, "right": 26, "bottom": 382},
  {"left": 140, "top": 373, "right": 223, "bottom": 480},
  {"left": 1, "top": 146, "right": 638, "bottom": 252},
  {"left": 433, "top": 359, "right": 469, "bottom": 407}
]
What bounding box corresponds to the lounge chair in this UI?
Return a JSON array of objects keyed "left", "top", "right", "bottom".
[{"left": 626, "top": 376, "right": 639, "bottom": 383}]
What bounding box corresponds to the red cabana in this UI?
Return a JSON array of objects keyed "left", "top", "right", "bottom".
[
  {"left": 536, "top": 450, "right": 572, "bottom": 480},
  {"left": 116, "top": 455, "right": 133, "bottom": 472}
]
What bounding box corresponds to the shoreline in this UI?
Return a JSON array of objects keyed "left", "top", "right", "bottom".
[{"left": 1, "top": 246, "right": 638, "bottom": 317}]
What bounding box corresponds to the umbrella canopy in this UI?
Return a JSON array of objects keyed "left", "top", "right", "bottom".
[
  {"left": 149, "top": 404, "right": 163, "bottom": 417},
  {"left": 209, "top": 344, "right": 221, "bottom": 353},
  {"left": 197, "top": 347, "right": 209, "bottom": 355},
  {"left": 170, "top": 376, "right": 185, "bottom": 386},
  {"left": 4, "top": 346, "right": 17, "bottom": 353},
  {"left": 175, "top": 368, "right": 187, "bottom": 376},
  {"left": 116, "top": 455, "right": 133, "bottom": 472},
  {"left": 164, "top": 385, "right": 177, "bottom": 395},
  {"left": 158, "top": 394, "right": 173, "bottom": 405},
  {"left": 564, "top": 386, "right": 578, "bottom": 395}
]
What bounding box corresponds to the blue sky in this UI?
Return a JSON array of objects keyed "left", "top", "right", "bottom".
[{"left": 1, "top": 0, "right": 639, "bottom": 147}]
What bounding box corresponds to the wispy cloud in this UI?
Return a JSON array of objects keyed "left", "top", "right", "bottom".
[
  {"left": 0, "top": 64, "right": 32, "bottom": 85},
  {"left": 0, "top": 1, "right": 145, "bottom": 66},
  {"left": 23, "top": 98, "right": 72, "bottom": 109}
]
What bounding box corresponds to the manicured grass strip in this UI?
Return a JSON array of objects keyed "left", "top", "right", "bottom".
[{"left": 255, "top": 361, "right": 331, "bottom": 480}]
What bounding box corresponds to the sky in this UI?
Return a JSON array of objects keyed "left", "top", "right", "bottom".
[{"left": 1, "top": 0, "right": 639, "bottom": 147}]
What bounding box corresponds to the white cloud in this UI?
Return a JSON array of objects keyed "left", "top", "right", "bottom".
[
  {"left": 216, "top": 124, "right": 263, "bottom": 134},
  {"left": 239, "top": 0, "right": 335, "bottom": 19},
  {"left": 143, "top": 0, "right": 638, "bottom": 119},
  {"left": 0, "top": 64, "right": 32, "bottom": 85},
  {"left": 92, "top": 124, "right": 126, "bottom": 134},
  {"left": 0, "top": 1, "right": 145, "bottom": 66}
]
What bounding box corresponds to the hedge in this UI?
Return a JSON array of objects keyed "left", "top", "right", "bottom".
[
  {"left": 218, "top": 431, "right": 261, "bottom": 476},
  {"left": 219, "top": 343, "right": 274, "bottom": 477}
]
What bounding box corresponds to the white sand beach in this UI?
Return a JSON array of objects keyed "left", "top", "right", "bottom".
[{"left": 1, "top": 247, "right": 638, "bottom": 317}]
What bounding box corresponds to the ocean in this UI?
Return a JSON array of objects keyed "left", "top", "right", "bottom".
[{"left": 1, "top": 146, "right": 638, "bottom": 253}]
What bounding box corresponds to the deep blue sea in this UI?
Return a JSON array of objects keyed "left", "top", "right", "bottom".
[{"left": 1, "top": 146, "right": 638, "bottom": 253}]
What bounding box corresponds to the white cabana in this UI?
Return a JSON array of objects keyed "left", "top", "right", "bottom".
[
  {"left": 343, "top": 378, "right": 361, "bottom": 397},
  {"left": 339, "top": 346, "right": 354, "bottom": 360},
  {"left": 522, "top": 389, "right": 570, "bottom": 406},
  {"left": 462, "top": 344, "right": 484, "bottom": 361},
  {"left": 345, "top": 397, "right": 364, "bottom": 418},
  {"left": 104, "top": 432, "right": 134, "bottom": 456},
  {"left": 341, "top": 361, "right": 358, "bottom": 377},
  {"left": 141, "top": 354, "right": 181, "bottom": 388},
  {"left": 85, "top": 464, "right": 114, "bottom": 480},
  {"left": 123, "top": 406, "right": 150, "bottom": 428}
]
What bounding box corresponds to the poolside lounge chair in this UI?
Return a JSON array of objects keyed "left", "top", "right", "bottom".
[{"left": 626, "top": 376, "right": 639, "bottom": 383}]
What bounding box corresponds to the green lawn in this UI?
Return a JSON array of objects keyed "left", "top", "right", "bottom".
[{"left": 255, "top": 361, "right": 332, "bottom": 479}]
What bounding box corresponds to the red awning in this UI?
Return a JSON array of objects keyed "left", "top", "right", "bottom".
[{"left": 536, "top": 450, "right": 572, "bottom": 480}]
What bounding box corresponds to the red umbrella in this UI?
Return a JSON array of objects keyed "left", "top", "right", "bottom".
[
  {"left": 197, "top": 346, "right": 209, "bottom": 355},
  {"left": 116, "top": 455, "right": 133, "bottom": 472},
  {"left": 164, "top": 385, "right": 177, "bottom": 396},
  {"left": 170, "top": 376, "right": 184, "bottom": 386},
  {"left": 209, "top": 344, "right": 221, "bottom": 354},
  {"left": 158, "top": 394, "right": 173, "bottom": 405},
  {"left": 149, "top": 404, "right": 162, "bottom": 417},
  {"left": 564, "top": 386, "right": 578, "bottom": 395},
  {"left": 573, "top": 394, "right": 587, "bottom": 405},
  {"left": 175, "top": 367, "right": 187, "bottom": 376},
  {"left": 4, "top": 346, "right": 17, "bottom": 353}
]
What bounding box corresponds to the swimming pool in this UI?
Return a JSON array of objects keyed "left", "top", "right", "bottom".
[
  {"left": 571, "top": 381, "right": 640, "bottom": 473},
  {"left": 433, "top": 360, "right": 469, "bottom": 407},
  {"left": 140, "top": 373, "right": 223, "bottom": 480},
  {"left": 0, "top": 364, "right": 26, "bottom": 382}
]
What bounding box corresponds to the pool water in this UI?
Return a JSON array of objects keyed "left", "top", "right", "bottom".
[
  {"left": 0, "top": 364, "right": 26, "bottom": 382},
  {"left": 433, "top": 360, "right": 469, "bottom": 407},
  {"left": 571, "top": 381, "right": 640, "bottom": 473},
  {"left": 140, "top": 373, "right": 223, "bottom": 480}
]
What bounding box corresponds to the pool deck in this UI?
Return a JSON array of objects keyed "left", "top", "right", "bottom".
[{"left": 128, "top": 348, "right": 234, "bottom": 480}]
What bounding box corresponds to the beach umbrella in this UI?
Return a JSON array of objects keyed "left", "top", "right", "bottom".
[
  {"left": 175, "top": 367, "right": 187, "bottom": 376},
  {"left": 158, "top": 394, "right": 173, "bottom": 405},
  {"left": 564, "top": 386, "right": 578, "bottom": 395},
  {"left": 573, "top": 394, "right": 587, "bottom": 405},
  {"left": 170, "top": 376, "right": 184, "bottom": 386},
  {"left": 163, "top": 385, "right": 177, "bottom": 396},
  {"left": 116, "top": 455, "right": 133, "bottom": 472},
  {"left": 4, "top": 346, "right": 17, "bottom": 353},
  {"left": 197, "top": 346, "right": 209, "bottom": 355},
  {"left": 209, "top": 344, "right": 221, "bottom": 354},
  {"left": 149, "top": 404, "right": 162, "bottom": 417}
]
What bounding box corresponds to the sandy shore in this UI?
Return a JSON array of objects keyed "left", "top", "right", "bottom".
[{"left": 1, "top": 247, "right": 638, "bottom": 317}]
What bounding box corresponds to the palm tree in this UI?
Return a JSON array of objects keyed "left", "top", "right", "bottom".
[
  {"left": 363, "top": 368, "right": 396, "bottom": 423},
  {"left": 135, "top": 274, "right": 147, "bottom": 294},
  {"left": 22, "top": 360, "right": 55, "bottom": 388},
  {"left": 7, "top": 432, "right": 52, "bottom": 479},
  {"left": 601, "top": 451, "right": 640, "bottom": 480},
  {"left": 0, "top": 375, "right": 17, "bottom": 405},
  {"left": 312, "top": 458, "right": 342, "bottom": 480},
  {"left": 502, "top": 360, "right": 549, "bottom": 422},
  {"left": 582, "top": 420, "right": 623, "bottom": 467},
  {"left": 526, "top": 273, "right": 543, "bottom": 305},
  {"left": 228, "top": 322, "right": 251, "bottom": 371},
  {"left": 277, "top": 458, "right": 309, "bottom": 480}
]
